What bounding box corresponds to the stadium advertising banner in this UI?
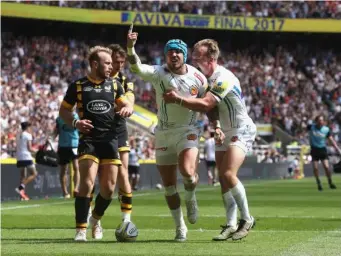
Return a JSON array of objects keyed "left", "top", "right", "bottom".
[{"left": 2, "top": 2, "right": 341, "bottom": 33}]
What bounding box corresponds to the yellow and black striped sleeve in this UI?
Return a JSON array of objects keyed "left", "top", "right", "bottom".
[
  {"left": 61, "top": 82, "right": 77, "bottom": 111},
  {"left": 114, "top": 80, "right": 128, "bottom": 105},
  {"left": 123, "top": 76, "right": 135, "bottom": 97}
]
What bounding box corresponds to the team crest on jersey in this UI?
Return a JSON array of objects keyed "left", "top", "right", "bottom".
[
  {"left": 189, "top": 86, "right": 198, "bottom": 96},
  {"left": 187, "top": 134, "right": 198, "bottom": 141},
  {"left": 104, "top": 85, "right": 111, "bottom": 92},
  {"left": 94, "top": 85, "right": 102, "bottom": 93},
  {"left": 231, "top": 136, "right": 238, "bottom": 142}
]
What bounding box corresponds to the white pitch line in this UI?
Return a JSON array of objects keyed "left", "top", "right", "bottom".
[
  {"left": 155, "top": 214, "right": 340, "bottom": 219},
  {"left": 1, "top": 201, "right": 72, "bottom": 211},
  {"left": 1, "top": 228, "right": 341, "bottom": 233},
  {"left": 1, "top": 193, "right": 152, "bottom": 211},
  {"left": 0, "top": 178, "right": 318, "bottom": 211}
]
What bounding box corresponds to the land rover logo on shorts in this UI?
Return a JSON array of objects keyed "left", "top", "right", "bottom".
[{"left": 87, "top": 100, "right": 111, "bottom": 114}]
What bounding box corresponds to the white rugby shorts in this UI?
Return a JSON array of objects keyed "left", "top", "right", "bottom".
[
  {"left": 215, "top": 123, "right": 257, "bottom": 154},
  {"left": 155, "top": 126, "right": 200, "bottom": 165}
]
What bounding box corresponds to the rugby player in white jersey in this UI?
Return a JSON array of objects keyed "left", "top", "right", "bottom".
[
  {"left": 163, "top": 39, "right": 256, "bottom": 241},
  {"left": 127, "top": 26, "right": 208, "bottom": 242}
]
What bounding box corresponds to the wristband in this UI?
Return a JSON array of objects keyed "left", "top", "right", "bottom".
[
  {"left": 215, "top": 121, "right": 221, "bottom": 129},
  {"left": 72, "top": 119, "right": 79, "bottom": 128}
]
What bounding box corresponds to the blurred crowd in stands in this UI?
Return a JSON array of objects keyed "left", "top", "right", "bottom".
[
  {"left": 2, "top": 0, "right": 341, "bottom": 160},
  {"left": 18, "top": 0, "right": 341, "bottom": 19},
  {"left": 1, "top": 32, "right": 340, "bottom": 161}
]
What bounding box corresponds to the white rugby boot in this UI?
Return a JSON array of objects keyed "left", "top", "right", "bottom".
[
  {"left": 232, "top": 216, "right": 255, "bottom": 241},
  {"left": 174, "top": 226, "right": 188, "bottom": 242},
  {"left": 212, "top": 225, "right": 237, "bottom": 241},
  {"left": 89, "top": 216, "right": 103, "bottom": 240},
  {"left": 74, "top": 229, "right": 87, "bottom": 242}
]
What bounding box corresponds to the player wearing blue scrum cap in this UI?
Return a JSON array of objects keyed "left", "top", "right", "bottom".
[{"left": 127, "top": 25, "right": 209, "bottom": 242}]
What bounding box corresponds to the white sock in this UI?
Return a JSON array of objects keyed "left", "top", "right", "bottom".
[
  {"left": 122, "top": 212, "right": 131, "bottom": 222},
  {"left": 184, "top": 188, "right": 196, "bottom": 201},
  {"left": 170, "top": 207, "right": 186, "bottom": 228},
  {"left": 230, "top": 181, "right": 251, "bottom": 221},
  {"left": 222, "top": 191, "right": 237, "bottom": 227}
]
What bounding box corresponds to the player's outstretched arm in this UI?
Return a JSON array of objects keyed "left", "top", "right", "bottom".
[
  {"left": 163, "top": 90, "right": 218, "bottom": 112},
  {"left": 126, "top": 24, "right": 158, "bottom": 82}
]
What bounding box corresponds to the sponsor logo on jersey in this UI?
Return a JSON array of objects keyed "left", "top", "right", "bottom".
[
  {"left": 87, "top": 100, "right": 111, "bottom": 114},
  {"left": 83, "top": 86, "right": 93, "bottom": 92},
  {"left": 189, "top": 86, "right": 198, "bottom": 96},
  {"left": 187, "top": 134, "right": 198, "bottom": 141}
]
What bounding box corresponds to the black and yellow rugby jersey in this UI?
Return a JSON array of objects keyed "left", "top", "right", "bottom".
[
  {"left": 62, "top": 75, "right": 126, "bottom": 141},
  {"left": 112, "top": 72, "right": 135, "bottom": 132}
]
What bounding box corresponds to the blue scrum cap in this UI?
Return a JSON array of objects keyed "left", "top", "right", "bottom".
[{"left": 164, "top": 39, "right": 188, "bottom": 62}]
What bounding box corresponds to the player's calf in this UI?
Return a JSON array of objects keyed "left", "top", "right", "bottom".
[{"left": 183, "top": 174, "right": 199, "bottom": 224}]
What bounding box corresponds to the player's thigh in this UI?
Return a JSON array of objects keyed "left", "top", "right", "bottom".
[
  {"left": 178, "top": 147, "right": 199, "bottom": 177},
  {"left": 176, "top": 127, "right": 200, "bottom": 175},
  {"left": 119, "top": 151, "right": 129, "bottom": 173},
  {"left": 321, "top": 159, "right": 330, "bottom": 171},
  {"left": 98, "top": 163, "right": 119, "bottom": 190},
  {"left": 26, "top": 163, "right": 37, "bottom": 176},
  {"left": 219, "top": 146, "right": 246, "bottom": 178},
  {"left": 157, "top": 164, "right": 178, "bottom": 187},
  {"left": 155, "top": 130, "right": 177, "bottom": 165}
]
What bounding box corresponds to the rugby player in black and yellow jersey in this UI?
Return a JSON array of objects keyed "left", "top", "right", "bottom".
[
  {"left": 59, "top": 46, "right": 133, "bottom": 242},
  {"left": 108, "top": 44, "right": 135, "bottom": 225}
]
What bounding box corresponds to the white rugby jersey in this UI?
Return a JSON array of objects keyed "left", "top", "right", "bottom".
[
  {"left": 209, "top": 65, "right": 254, "bottom": 131},
  {"left": 131, "top": 62, "right": 208, "bottom": 130},
  {"left": 16, "top": 131, "right": 33, "bottom": 161}
]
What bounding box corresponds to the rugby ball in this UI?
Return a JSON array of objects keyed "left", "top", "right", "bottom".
[{"left": 115, "top": 221, "right": 138, "bottom": 242}]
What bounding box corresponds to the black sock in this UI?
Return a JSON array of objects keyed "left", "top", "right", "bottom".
[
  {"left": 315, "top": 177, "right": 321, "bottom": 186},
  {"left": 18, "top": 185, "right": 24, "bottom": 191},
  {"left": 327, "top": 176, "right": 333, "bottom": 185},
  {"left": 75, "top": 197, "right": 90, "bottom": 229},
  {"left": 93, "top": 193, "right": 112, "bottom": 220}
]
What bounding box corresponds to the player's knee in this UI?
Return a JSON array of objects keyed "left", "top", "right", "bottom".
[
  {"left": 183, "top": 174, "right": 197, "bottom": 186},
  {"left": 101, "top": 184, "right": 116, "bottom": 198},
  {"left": 165, "top": 185, "right": 177, "bottom": 197},
  {"left": 224, "top": 170, "right": 236, "bottom": 180}
]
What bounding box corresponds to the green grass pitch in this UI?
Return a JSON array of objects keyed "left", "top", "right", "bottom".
[{"left": 2, "top": 176, "right": 341, "bottom": 255}]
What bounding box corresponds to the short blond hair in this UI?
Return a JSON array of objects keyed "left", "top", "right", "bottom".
[
  {"left": 193, "top": 39, "right": 220, "bottom": 60},
  {"left": 88, "top": 46, "right": 112, "bottom": 65}
]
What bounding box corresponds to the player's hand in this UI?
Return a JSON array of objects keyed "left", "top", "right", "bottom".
[
  {"left": 163, "top": 90, "right": 180, "bottom": 104},
  {"left": 127, "top": 23, "right": 138, "bottom": 48},
  {"left": 75, "top": 119, "right": 94, "bottom": 134},
  {"left": 214, "top": 128, "right": 225, "bottom": 145},
  {"left": 118, "top": 106, "right": 133, "bottom": 118}
]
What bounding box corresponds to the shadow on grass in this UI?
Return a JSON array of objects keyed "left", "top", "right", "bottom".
[{"left": 1, "top": 238, "right": 217, "bottom": 244}]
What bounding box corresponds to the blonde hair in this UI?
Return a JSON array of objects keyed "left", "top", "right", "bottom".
[
  {"left": 193, "top": 39, "right": 220, "bottom": 60},
  {"left": 88, "top": 46, "right": 112, "bottom": 65}
]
